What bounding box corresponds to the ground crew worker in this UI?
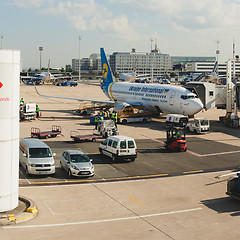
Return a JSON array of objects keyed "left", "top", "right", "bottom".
[
  {"left": 104, "top": 110, "right": 108, "bottom": 119},
  {"left": 111, "top": 111, "right": 115, "bottom": 121},
  {"left": 95, "top": 114, "right": 99, "bottom": 129},
  {"left": 36, "top": 104, "right": 40, "bottom": 118},
  {"left": 114, "top": 112, "right": 118, "bottom": 126},
  {"left": 175, "top": 129, "right": 181, "bottom": 139},
  {"left": 106, "top": 110, "right": 110, "bottom": 119},
  {"left": 111, "top": 111, "right": 118, "bottom": 127},
  {"left": 20, "top": 98, "right": 24, "bottom": 106}
]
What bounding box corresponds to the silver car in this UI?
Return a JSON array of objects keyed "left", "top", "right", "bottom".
[{"left": 60, "top": 150, "right": 94, "bottom": 177}]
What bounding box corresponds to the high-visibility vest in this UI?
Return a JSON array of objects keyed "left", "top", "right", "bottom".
[
  {"left": 114, "top": 113, "right": 118, "bottom": 122},
  {"left": 95, "top": 116, "right": 98, "bottom": 122}
]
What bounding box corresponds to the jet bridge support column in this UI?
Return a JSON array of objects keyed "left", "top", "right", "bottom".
[
  {"left": 223, "top": 58, "right": 239, "bottom": 128},
  {"left": 226, "top": 59, "right": 234, "bottom": 116},
  {"left": 0, "top": 50, "right": 20, "bottom": 212}
]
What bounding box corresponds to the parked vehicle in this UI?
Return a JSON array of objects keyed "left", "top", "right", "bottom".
[
  {"left": 19, "top": 138, "right": 56, "bottom": 175},
  {"left": 114, "top": 104, "right": 157, "bottom": 124},
  {"left": 97, "top": 119, "right": 118, "bottom": 137},
  {"left": 99, "top": 135, "right": 137, "bottom": 161},
  {"left": 69, "top": 79, "right": 78, "bottom": 86},
  {"left": 119, "top": 116, "right": 152, "bottom": 124},
  {"left": 186, "top": 118, "right": 210, "bottom": 134},
  {"left": 60, "top": 150, "right": 94, "bottom": 177},
  {"left": 20, "top": 102, "right": 36, "bottom": 121}
]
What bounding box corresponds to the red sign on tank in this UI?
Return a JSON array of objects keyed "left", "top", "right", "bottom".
[{"left": 0, "top": 82, "right": 3, "bottom": 88}]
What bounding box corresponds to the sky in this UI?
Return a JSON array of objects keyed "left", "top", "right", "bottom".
[{"left": 1, "top": 0, "right": 240, "bottom": 70}]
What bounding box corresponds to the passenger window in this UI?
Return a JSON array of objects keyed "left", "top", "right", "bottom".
[
  {"left": 112, "top": 141, "right": 118, "bottom": 148},
  {"left": 108, "top": 139, "right": 113, "bottom": 147},
  {"left": 63, "top": 152, "right": 68, "bottom": 159},
  {"left": 128, "top": 141, "right": 135, "bottom": 148},
  {"left": 120, "top": 141, "right": 126, "bottom": 149},
  {"left": 102, "top": 139, "right": 108, "bottom": 146}
]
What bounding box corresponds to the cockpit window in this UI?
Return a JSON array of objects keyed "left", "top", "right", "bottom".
[{"left": 181, "top": 95, "right": 197, "bottom": 100}]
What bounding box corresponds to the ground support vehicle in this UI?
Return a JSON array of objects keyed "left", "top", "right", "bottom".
[
  {"left": 20, "top": 103, "right": 36, "bottom": 121},
  {"left": 78, "top": 102, "right": 112, "bottom": 116},
  {"left": 97, "top": 119, "right": 118, "bottom": 138},
  {"left": 61, "top": 81, "right": 69, "bottom": 86},
  {"left": 187, "top": 118, "right": 210, "bottom": 134},
  {"left": 215, "top": 171, "right": 240, "bottom": 201},
  {"left": 69, "top": 80, "right": 78, "bottom": 86},
  {"left": 165, "top": 126, "right": 187, "bottom": 152},
  {"left": 226, "top": 176, "right": 240, "bottom": 200},
  {"left": 31, "top": 125, "right": 62, "bottom": 139},
  {"left": 164, "top": 114, "right": 188, "bottom": 152},
  {"left": 70, "top": 130, "right": 103, "bottom": 142},
  {"left": 115, "top": 104, "right": 158, "bottom": 124},
  {"left": 99, "top": 135, "right": 137, "bottom": 162}
]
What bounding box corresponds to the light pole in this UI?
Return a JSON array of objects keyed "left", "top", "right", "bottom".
[
  {"left": 216, "top": 40, "right": 220, "bottom": 76},
  {"left": 78, "top": 36, "right": 83, "bottom": 82},
  {"left": 1, "top": 35, "right": 3, "bottom": 50},
  {"left": 39, "top": 46, "right": 43, "bottom": 71}
]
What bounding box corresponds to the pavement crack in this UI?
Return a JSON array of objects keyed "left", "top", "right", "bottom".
[{"left": 92, "top": 183, "right": 175, "bottom": 239}]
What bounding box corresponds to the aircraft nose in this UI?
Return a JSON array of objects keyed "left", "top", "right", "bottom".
[{"left": 192, "top": 99, "right": 204, "bottom": 115}]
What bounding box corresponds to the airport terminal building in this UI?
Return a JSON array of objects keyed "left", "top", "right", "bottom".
[
  {"left": 72, "top": 50, "right": 240, "bottom": 77},
  {"left": 72, "top": 48, "right": 173, "bottom": 78},
  {"left": 109, "top": 48, "right": 173, "bottom": 78}
]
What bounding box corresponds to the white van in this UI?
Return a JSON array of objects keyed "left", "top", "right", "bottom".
[
  {"left": 99, "top": 135, "right": 137, "bottom": 161},
  {"left": 19, "top": 138, "right": 56, "bottom": 175}
]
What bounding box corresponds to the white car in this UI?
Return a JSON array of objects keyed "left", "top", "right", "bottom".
[
  {"left": 60, "top": 150, "right": 94, "bottom": 177},
  {"left": 99, "top": 135, "right": 137, "bottom": 161}
]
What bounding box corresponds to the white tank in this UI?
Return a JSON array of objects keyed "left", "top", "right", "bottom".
[{"left": 0, "top": 50, "right": 20, "bottom": 212}]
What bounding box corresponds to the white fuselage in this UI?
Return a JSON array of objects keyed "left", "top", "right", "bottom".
[
  {"left": 119, "top": 72, "right": 136, "bottom": 82},
  {"left": 107, "top": 82, "right": 203, "bottom": 116}
]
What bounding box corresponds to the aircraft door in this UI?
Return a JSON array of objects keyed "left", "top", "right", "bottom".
[{"left": 169, "top": 91, "right": 176, "bottom": 105}]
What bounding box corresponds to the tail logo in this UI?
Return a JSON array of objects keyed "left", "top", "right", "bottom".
[{"left": 103, "top": 63, "right": 108, "bottom": 80}]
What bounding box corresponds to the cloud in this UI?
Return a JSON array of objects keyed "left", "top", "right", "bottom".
[
  {"left": 8, "top": 0, "right": 139, "bottom": 40},
  {"left": 111, "top": 0, "right": 240, "bottom": 32},
  {"left": 7, "top": 0, "right": 51, "bottom": 8}
]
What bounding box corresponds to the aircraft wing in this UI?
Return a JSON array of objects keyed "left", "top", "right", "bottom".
[{"left": 34, "top": 84, "right": 115, "bottom": 105}]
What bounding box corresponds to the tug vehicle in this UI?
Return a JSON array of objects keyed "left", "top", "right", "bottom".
[{"left": 186, "top": 118, "right": 210, "bottom": 134}]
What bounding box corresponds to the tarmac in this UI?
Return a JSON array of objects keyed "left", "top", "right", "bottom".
[{"left": 1, "top": 82, "right": 240, "bottom": 239}]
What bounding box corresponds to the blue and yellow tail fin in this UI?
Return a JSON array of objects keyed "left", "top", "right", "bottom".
[{"left": 100, "top": 48, "right": 117, "bottom": 96}]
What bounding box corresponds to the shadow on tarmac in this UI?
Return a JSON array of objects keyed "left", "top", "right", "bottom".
[{"left": 201, "top": 197, "right": 240, "bottom": 215}]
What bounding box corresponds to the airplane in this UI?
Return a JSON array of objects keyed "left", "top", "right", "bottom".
[
  {"left": 182, "top": 61, "right": 221, "bottom": 84},
  {"left": 118, "top": 63, "right": 137, "bottom": 82},
  {"left": 118, "top": 61, "right": 149, "bottom": 82},
  {"left": 34, "top": 48, "right": 204, "bottom": 116}
]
